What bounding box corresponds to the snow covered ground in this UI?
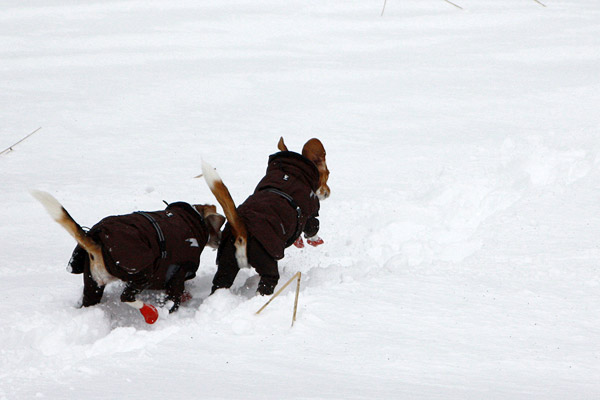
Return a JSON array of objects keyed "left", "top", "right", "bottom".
[{"left": 2, "top": 0, "right": 600, "bottom": 398}]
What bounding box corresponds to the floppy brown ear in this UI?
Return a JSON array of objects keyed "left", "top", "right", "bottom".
[
  {"left": 278, "top": 136, "right": 289, "bottom": 151},
  {"left": 302, "top": 138, "right": 326, "bottom": 164},
  {"left": 206, "top": 213, "right": 226, "bottom": 232},
  {"left": 204, "top": 212, "right": 225, "bottom": 249},
  {"left": 302, "top": 138, "right": 331, "bottom": 200},
  {"left": 193, "top": 205, "right": 226, "bottom": 232}
]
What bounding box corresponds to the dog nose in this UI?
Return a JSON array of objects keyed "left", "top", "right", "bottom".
[{"left": 318, "top": 187, "right": 330, "bottom": 200}]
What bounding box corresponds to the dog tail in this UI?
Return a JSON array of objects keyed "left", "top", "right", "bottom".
[
  {"left": 201, "top": 161, "right": 248, "bottom": 268},
  {"left": 31, "top": 190, "right": 103, "bottom": 258}
]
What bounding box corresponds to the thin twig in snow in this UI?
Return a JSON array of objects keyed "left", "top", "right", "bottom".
[
  {"left": 381, "top": 0, "right": 387, "bottom": 16},
  {"left": 443, "top": 0, "right": 464, "bottom": 10},
  {"left": 533, "top": 0, "right": 547, "bottom": 7},
  {"left": 0, "top": 127, "right": 42, "bottom": 156}
]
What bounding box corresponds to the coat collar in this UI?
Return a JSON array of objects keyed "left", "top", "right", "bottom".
[{"left": 268, "top": 151, "right": 320, "bottom": 191}]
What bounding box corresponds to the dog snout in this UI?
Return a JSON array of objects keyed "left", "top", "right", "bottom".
[{"left": 317, "top": 185, "right": 330, "bottom": 200}]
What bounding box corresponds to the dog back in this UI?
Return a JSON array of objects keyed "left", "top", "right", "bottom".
[
  {"left": 89, "top": 202, "right": 209, "bottom": 287},
  {"left": 236, "top": 151, "right": 320, "bottom": 260}
]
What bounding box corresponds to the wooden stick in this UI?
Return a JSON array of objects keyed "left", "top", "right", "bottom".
[
  {"left": 291, "top": 272, "right": 301, "bottom": 326},
  {"left": 256, "top": 271, "right": 301, "bottom": 318},
  {"left": 443, "top": 0, "right": 464, "bottom": 10},
  {"left": 0, "top": 127, "right": 42, "bottom": 156},
  {"left": 381, "top": 0, "right": 387, "bottom": 16},
  {"left": 533, "top": 0, "right": 546, "bottom": 7}
]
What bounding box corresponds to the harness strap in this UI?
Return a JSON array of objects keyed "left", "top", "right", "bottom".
[
  {"left": 262, "top": 188, "right": 303, "bottom": 247},
  {"left": 136, "top": 211, "right": 168, "bottom": 259}
]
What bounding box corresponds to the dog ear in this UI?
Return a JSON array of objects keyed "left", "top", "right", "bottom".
[
  {"left": 206, "top": 213, "right": 226, "bottom": 232},
  {"left": 302, "top": 139, "right": 330, "bottom": 200},
  {"left": 205, "top": 212, "right": 226, "bottom": 249},
  {"left": 193, "top": 205, "right": 226, "bottom": 232},
  {"left": 278, "top": 136, "right": 289, "bottom": 151},
  {"left": 301, "top": 138, "right": 326, "bottom": 164}
]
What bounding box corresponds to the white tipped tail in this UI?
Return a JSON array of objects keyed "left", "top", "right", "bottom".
[
  {"left": 200, "top": 160, "right": 249, "bottom": 269},
  {"left": 30, "top": 190, "right": 65, "bottom": 222},
  {"left": 30, "top": 189, "right": 97, "bottom": 252},
  {"left": 31, "top": 189, "right": 113, "bottom": 286},
  {"left": 201, "top": 160, "right": 221, "bottom": 190}
]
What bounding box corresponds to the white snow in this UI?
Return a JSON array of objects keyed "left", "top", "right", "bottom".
[{"left": 2, "top": 0, "right": 600, "bottom": 398}]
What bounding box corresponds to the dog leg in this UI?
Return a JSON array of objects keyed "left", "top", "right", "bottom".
[
  {"left": 293, "top": 237, "right": 305, "bottom": 248},
  {"left": 121, "top": 285, "right": 158, "bottom": 324},
  {"left": 165, "top": 264, "right": 188, "bottom": 313},
  {"left": 306, "top": 235, "right": 324, "bottom": 247},
  {"left": 82, "top": 263, "right": 105, "bottom": 307},
  {"left": 124, "top": 300, "right": 159, "bottom": 324}
]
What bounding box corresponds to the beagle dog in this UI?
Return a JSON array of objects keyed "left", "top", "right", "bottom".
[
  {"left": 32, "top": 190, "right": 224, "bottom": 324},
  {"left": 202, "top": 137, "right": 330, "bottom": 295}
]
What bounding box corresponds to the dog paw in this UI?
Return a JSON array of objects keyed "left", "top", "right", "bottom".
[
  {"left": 293, "top": 237, "right": 305, "bottom": 248},
  {"left": 139, "top": 303, "right": 159, "bottom": 324},
  {"left": 306, "top": 235, "right": 324, "bottom": 247},
  {"left": 180, "top": 290, "right": 193, "bottom": 303}
]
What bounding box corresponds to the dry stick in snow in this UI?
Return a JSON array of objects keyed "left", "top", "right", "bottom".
[
  {"left": 0, "top": 127, "right": 42, "bottom": 156},
  {"left": 384, "top": 0, "right": 466, "bottom": 16},
  {"left": 533, "top": 0, "right": 547, "bottom": 7},
  {"left": 256, "top": 271, "right": 302, "bottom": 326},
  {"left": 291, "top": 272, "right": 301, "bottom": 326},
  {"left": 443, "top": 0, "right": 464, "bottom": 10}
]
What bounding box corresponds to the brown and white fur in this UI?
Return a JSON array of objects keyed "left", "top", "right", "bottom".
[
  {"left": 201, "top": 137, "right": 330, "bottom": 270},
  {"left": 31, "top": 190, "right": 223, "bottom": 311}
]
